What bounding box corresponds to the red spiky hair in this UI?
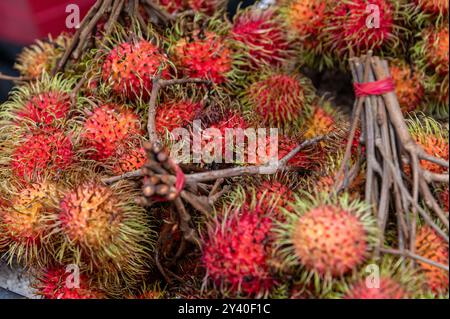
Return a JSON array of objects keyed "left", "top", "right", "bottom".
[
  {"left": 82, "top": 104, "right": 143, "bottom": 161},
  {"left": 345, "top": 276, "right": 408, "bottom": 299},
  {"left": 35, "top": 267, "right": 104, "bottom": 299},
  {"left": 325, "top": 0, "right": 398, "bottom": 59},
  {"left": 390, "top": 60, "right": 425, "bottom": 113},
  {"left": 102, "top": 40, "right": 169, "bottom": 100},
  {"left": 110, "top": 145, "right": 146, "bottom": 175},
  {"left": 415, "top": 226, "right": 449, "bottom": 294},
  {"left": 156, "top": 100, "right": 202, "bottom": 135},
  {"left": 12, "top": 127, "right": 74, "bottom": 181},
  {"left": 188, "top": 0, "right": 225, "bottom": 15},
  {"left": 423, "top": 26, "right": 449, "bottom": 76},
  {"left": 254, "top": 179, "right": 294, "bottom": 220},
  {"left": 156, "top": 0, "right": 186, "bottom": 13},
  {"left": 172, "top": 32, "right": 232, "bottom": 85},
  {"left": 304, "top": 106, "right": 337, "bottom": 139},
  {"left": 244, "top": 73, "right": 311, "bottom": 128},
  {"left": 414, "top": 0, "right": 449, "bottom": 15},
  {"left": 16, "top": 91, "right": 70, "bottom": 126},
  {"left": 232, "top": 8, "right": 291, "bottom": 68},
  {"left": 292, "top": 205, "right": 368, "bottom": 277},
  {"left": 203, "top": 205, "right": 274, "bottom": 296}
]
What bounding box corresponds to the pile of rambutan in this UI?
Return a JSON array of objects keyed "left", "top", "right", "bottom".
[{"left": 0, "top": 0, "right": 448, "bottom": 300}]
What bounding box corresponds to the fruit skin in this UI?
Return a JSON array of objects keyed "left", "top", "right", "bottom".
[
  {"left": 389, "top": 60, "right": 425, "bottom": 113},
  {"left": 109, "top": 145, "right": 146, "bottom": 175},
  {"left": 415, "top": 226, "right": 449, "bottom": 294},
  {"left": 242, "top": 73, "right": 314, "bottom": 129},
  {"left": 202, "top": 201, "right": 274, "bottom": 297},
  {"left": 156, "top": 0, "right": 186, "bottom": 13},
  {"left": 188, "top": 0, "right": 226, "bottom": 15},
  {"left": 15, "top": 35, "right": 68, "bottom": 79},
  {"left": 345, "top": 277, "right": 406, "bottom": 299},
  {"left": 11, "top": 127, "right": 75, "bottom": 182},
  {"left": 324, "top": 0, "right": 401, "bottom": 67},
  {"left": 82, "top": 104, "right": 143, "bottom": 161},
  {"left": 16, "top": 91, "right": 71, "bottom": 126},
  {"left": 102, "top": 40, "right": 169, "bottom": 100},
  {"left": 411, "top": 0, "right": 449, "bottom": 25},
  {"left": 172, "top": 31, "right": 233, "bottom": 85},
  {"left": 0, "top": 181, "right": 61, "bottom": 266},
  {"left": 156, "top": 100, "right": 202, "bottom": 135},
  {"left": 253, "top": 178, "right": 295, "bottom": 220},
  {"left": 274, "top": 193, "right": 378, "bottom": 285},
  {"left": 34, "top": 267, "right": 105, "bottom": 299},
  {"left": 231, "top": 8, "right": 291, "bottom": 69},
  {"left": 407, "top": 115, "right": 449, "bottom": 174}
]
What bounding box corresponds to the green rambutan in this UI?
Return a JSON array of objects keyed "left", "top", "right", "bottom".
[
  {"left": 81, "top": 104, "right": 143, "bottom": 161},
  {"left": 389, "top": 59, "right": 425, "bottom": 113},
  {"left": 202, "top": 200, "right": 274, "bottom": 297},
  {"left": 34, "top": 267, "right": 105, "bottom": 299},
  {"left": 415, "top": 225, "right": 449, "bottom": 294},
  {"left": 323, "top": 0, "right": 402, "bottom": 66},
  {"left": 11, "top": 127, "right": 75, "bottom": 182},
  {"left": 15, "top": 34, "right": 69, "bottom": 79},
  {"left": 242, "top": 72, "right": 314, "bottom": 129},
  {"left": 274, "top": 193, "right": 378, "bottom": 283},
  {"left": 102, "top": 40, "right": 170, "bottom": 100},
  {"left": 0, "top": 181, "right": 61, "bottom": 266},
  {"left": 231, "top": 7, "right": 291, "bottom": 69}
]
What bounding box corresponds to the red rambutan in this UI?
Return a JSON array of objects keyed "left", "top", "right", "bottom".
[
  {"left": 156, "top": 100, "right": 202, "bottom": 135},
  {"left": 156, "top": 0, "right": 186, "bottom": 13},
  {"left": 414, "top": 0, "right": 449, "bottom": 16},
  {"left": 188, "top": 0, "right": 226, "bottom": 15},
  {"left": 345, "top": 276, "right": 407, "bottom": 299},
  {"left": 415, "top": 226, "right": 449, "bottom": 294},
  {"left": 11, "top": 127, "right": 74, "bottom": 181},
  {"left": 110, "top": 145, "right": 146, "bottom": 175},
  {"left": 390, "top": 60, "right": 425, "bottom": 113},
  {"left": 82, "top": 104, "right": 143, "bottom": 161},
  {"left": 102, "top": 40, "right": 170, "bottom": 100}
]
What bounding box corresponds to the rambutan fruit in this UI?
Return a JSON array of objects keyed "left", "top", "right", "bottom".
[
  {"left": 407, "top": 115, "right": 449, "bottom": 174},
  {"left": 102, "top": 40, "right": 170, "bottom": 100},
  {"left": 188, "top": 0, "right": 226, "bottom": 15},
  {"left": 171, "top": 31, "right": 234, "bottom": 85},
  {"left": 415, "top": 225, "right": 449, "bottom": 294},
  {"left": 129, "top": 283, "right": 166, "bottom": 299},
  {"left": 303, "top": 101, "right": 342, "bottom": 140},
  {"left": 0, "top": 181, "right": 61, "bottom": 266},
  {"left": 414, "top": 26, "right": 449, "bottom": 77},
  {"left": 439, "top": 186, "right": 449, "bottom": 213},
  {"left": 412, "top": 0, "right": 449, "bottom": 24},
  {"left": 156, "top": 100, "right": 202, "bottom": 136},
  {"left": 108, "top": 144, "right": 146, "bottom": 175},
  {"left": 389, "top": 59, "right": 425, "bottom": 113},
  {"left": 56, "top": 180, "right": 154, "bottom": 292},
  {"left": 156, "top": 0, "right": 186, "bottom": 14},
  {"left": 15, "top": 34, "right": 68, "bottom": 79},
  {"left": 81, "top": 104, "right": 143, "bottom": 161},
  {"left": 242, "top": 72, "right": 314, "bottom": 129},
  {"left": 274, "top": 193, "right": 378, "bottom": 283},
  {"left": 231, "top": 8, "right": 291, "bottom": 69},
  {"left": 34, "top": 267, "right": 105, "bottom": 299},
  {"left": 323, "top": 0, "right": 402, "bottom": 66},
  {"left": 11, "top": 127, "right": 75, "bottom": 182},
  {"left": 202, "top": 200, "right": 274, "bottom": 297}
]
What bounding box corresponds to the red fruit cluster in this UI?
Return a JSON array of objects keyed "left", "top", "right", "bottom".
[
  {"left": 413, "top": 134, "right": 449, "bottom": 174},
  {"left": 254, "top": 180, "right": 294, "bottom": 220},
  {"left": 82, "top": 104, "right": 142, "bottom": 161},
  {"left": 17, "top": 92, "right": 70, "bottom": 125},
  {"left": 415, "top": 226, "right": 449, "bottom": 294},
  {"left": 292, "top": 205, "right": 368, "bottom": 276},
  {"left": 36, "top": 268, "right": 103, "bottom": 299},
  {"left": 110, "top": 146, "right": 146, "bottom": 175},
  {"left": 11, "top": 128, "right": 74, "bottom": 181},
  {"left": 203, "top": 207, "right": 273, "bottom": 296},
  {"left": 232, "top": 9, "right": 290, "bottom": 68},
  {"left": 156, "top": 100, "right": 202, "bottom": 135},
  {"left": 102, "top": 40, "right": 169, "bottom": 100},
  {"left": 390, "top": 62, "right": 425, "bottom": 113},
  {"left": 173, "top": 33, "right": 232, "bottom": 84},
  {"left": 345, "top": 277, "right": 407, "bottom": 299}
]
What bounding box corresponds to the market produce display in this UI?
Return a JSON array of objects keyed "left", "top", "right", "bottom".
[{"left": 0, "top": 0, "right": 448, "bottom": 299}]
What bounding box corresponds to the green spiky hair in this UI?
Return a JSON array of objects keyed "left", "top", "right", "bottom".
[
  {"left": 165, "top": 12, "right": 247, "bottom": 92},
  {"left": 272, "top": 192, "right": 378, "bottom": 295},
  {"left": 52, "top": 176, "right": 156, "bottom": 297},
  {"left": 404, "top": 0, "right": 449, "bottom": 28},
  {"left": 332, "top": 256, "right": 424, "bottom": 299}
]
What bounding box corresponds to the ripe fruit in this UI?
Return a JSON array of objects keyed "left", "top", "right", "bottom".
[
  {"left": 419, "top": 26, "right": 449, "bottom": 77},
  {"left": 34, "top": 267, "right": 104, "bottom": 299},
  {"left": 172, "top": 32, "right": 233, "bottom": 85},
  {"left": 156, "top": 100, "right": 202, "bottom": 135},
  {"left": 274, "top": 193, "right": 377, "bottom": 280},
  {"left": 82, "top": 104, "right": 143, "bottom": 161},
  {"left": 345, "top": 276, "right": 407, "bottom": 299},
  {"left": 11, "top": 127, "right": 75, "bottom": 181},
  {"left": 324, "top": 0, "right": 400, "bottom": 63},
  {"left": 156, "top": 0, "right": 185, "bottom": 13},
  {"left": 389, "top": 60, "right": 425, "bottom": 113},
  {"left": 0, "top": 182, "right": 60, "bottom": 265},
  {"left": 253, "top": 178, "right": 295, "bottom": 220},
  {"left": 231, "top": 8, "right": 291, "bottom": 69},
  {"left": 414, "top": 0, "right": 449, "bottom": 17},
  {"left": 15, "top": 35, "right": 68, "bottom": 79},
  {"left": 16, "top": 91, "right": 71, "bottom": 126},
  {"left": 439, "top": 186, "right": 449, "bottom": 213},
  {"left": 203, "top": 202, "right": 274, "bottom": 297},
  {"left": 304, "top": 103, "right": 339, "bottom": 139},
  {"left": 102, "top": 40, "right": 169, "bottom": 100},
  {"left": 188, "top": 0, "right": 226, "bottom": 14},
  {"left": 109, "top": 145, "right": 146, "bottom": 175},
  {"left": 415, "top": 226, "right": 449, "bottom": 294},
  {"left": 242, "top": 73, "right": 313, "bottom": 128}
]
